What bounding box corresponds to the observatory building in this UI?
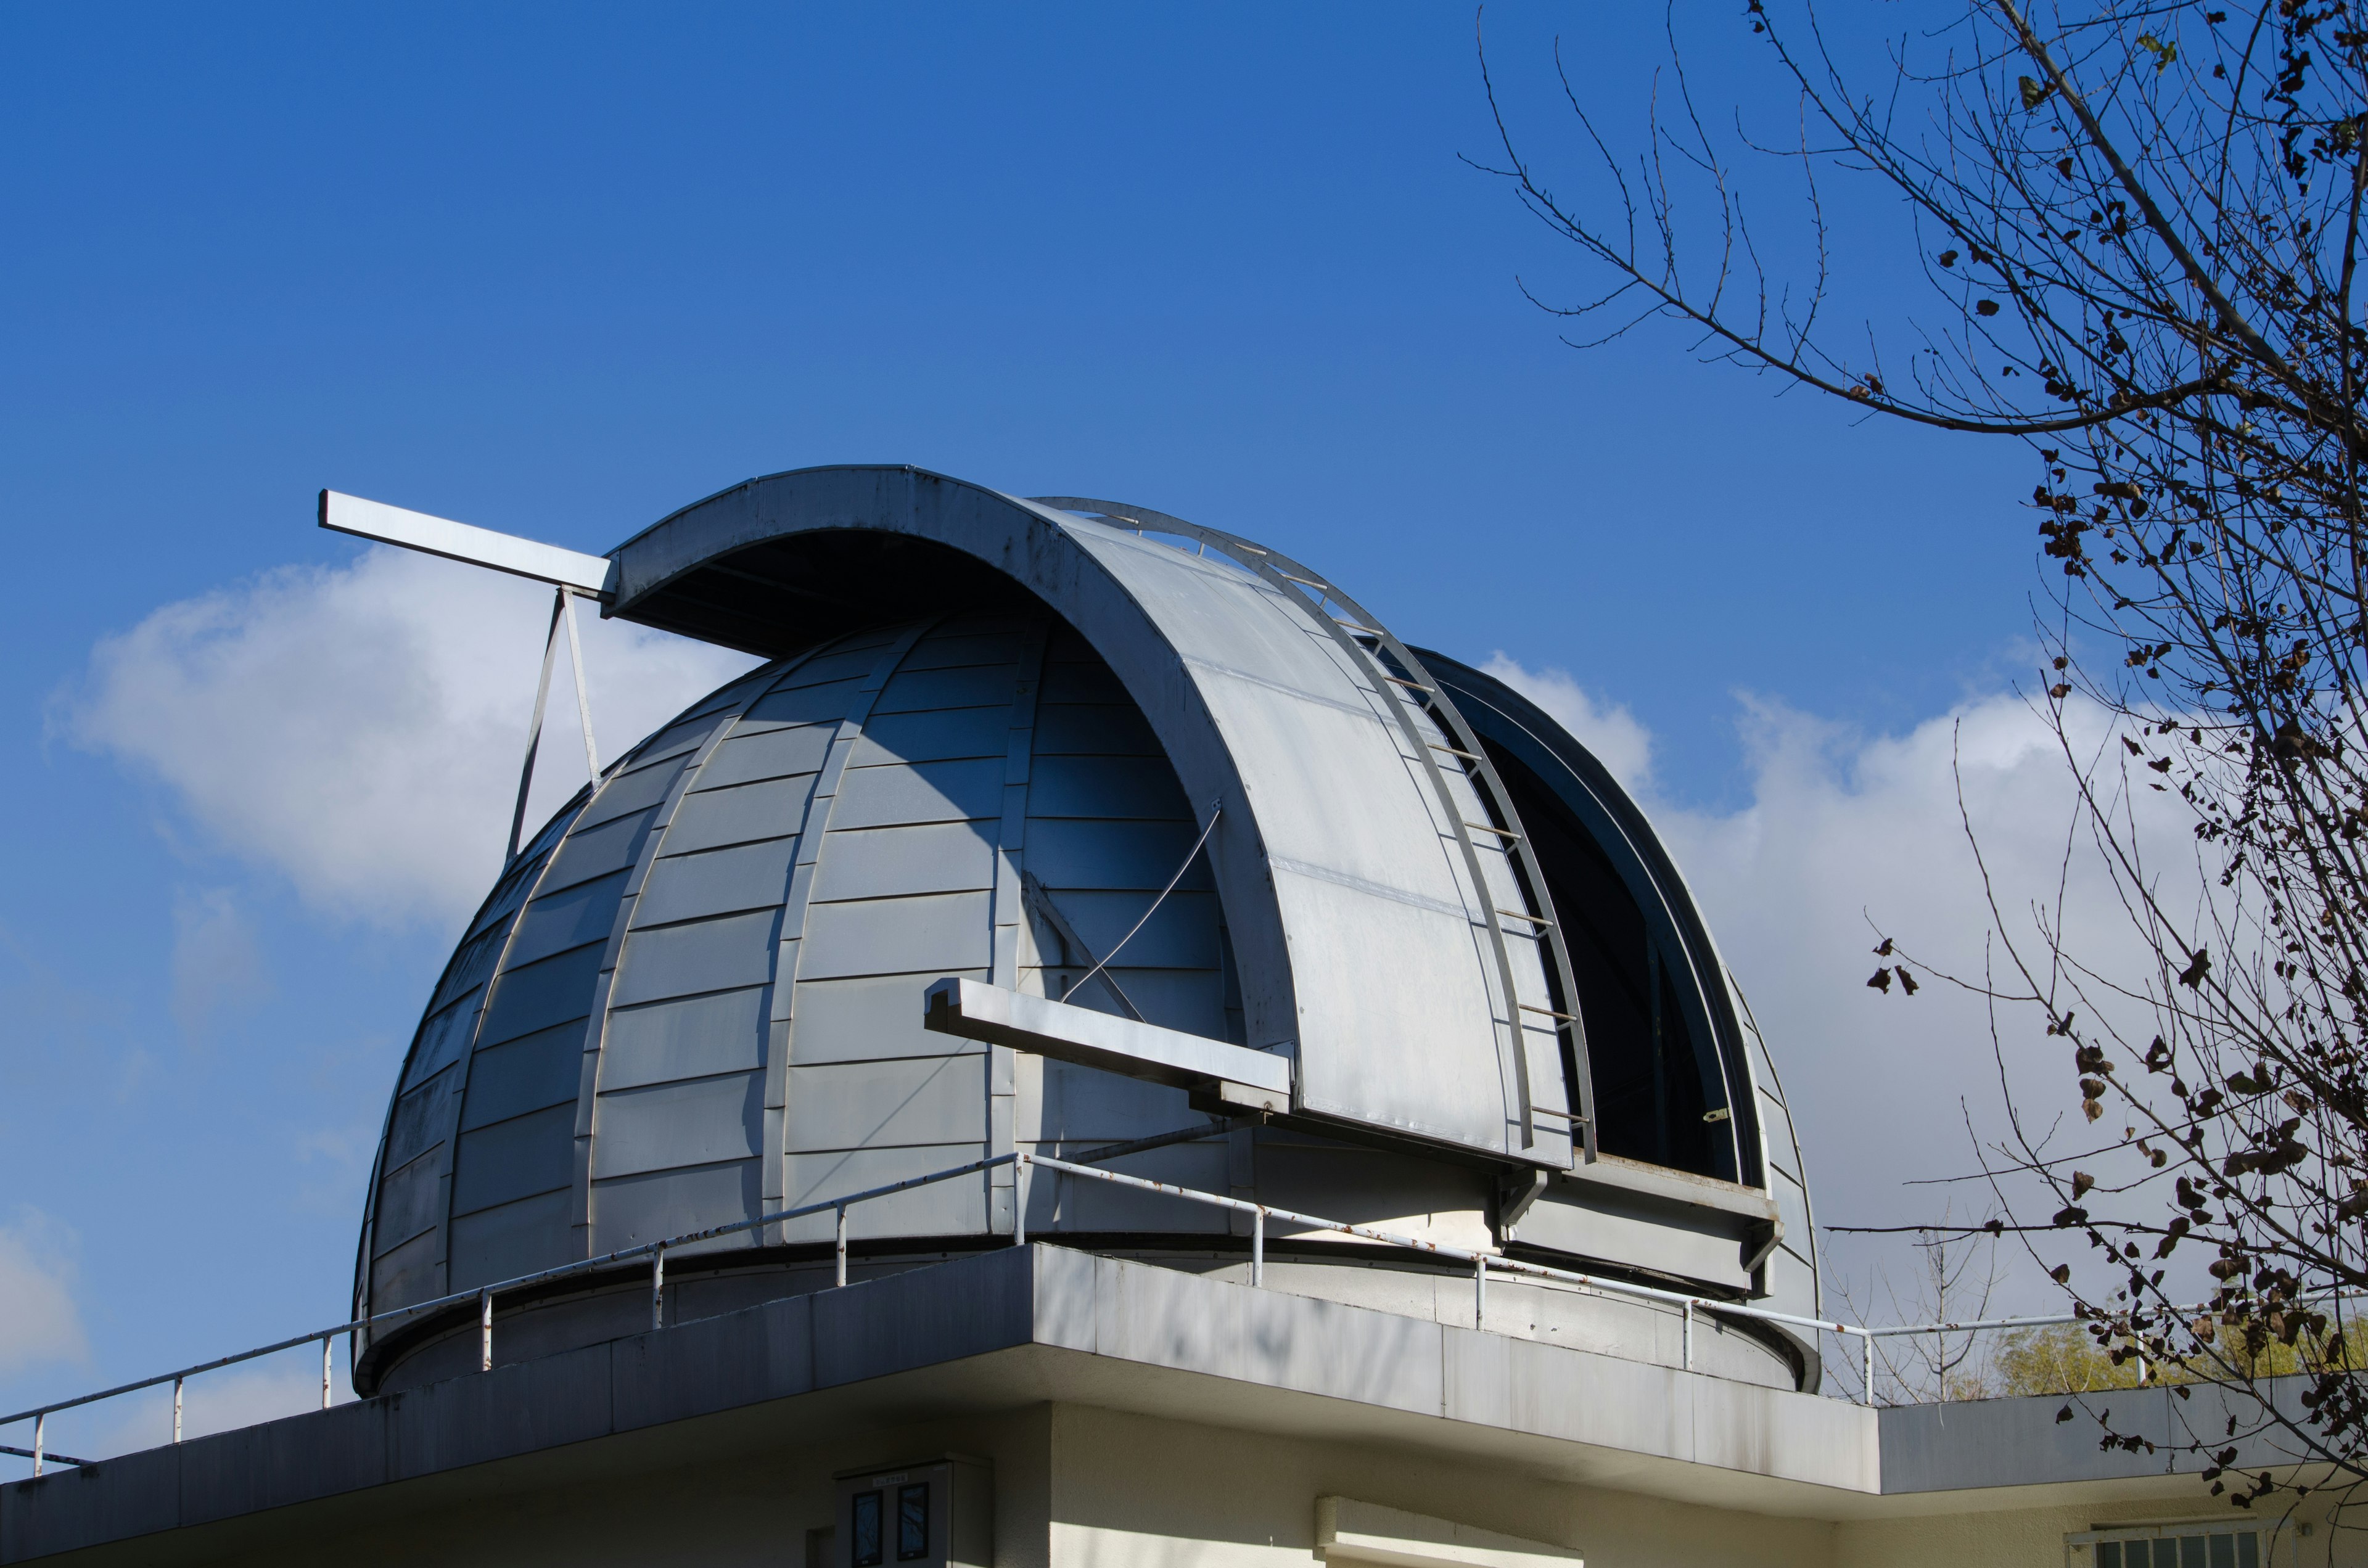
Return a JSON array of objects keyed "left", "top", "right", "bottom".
[
  {"left": 0, "top": 468, "right": 2327, "bottom": 1567},
  {"left": 350, "top": 465, "right": 1820, "bottom": 1399}
]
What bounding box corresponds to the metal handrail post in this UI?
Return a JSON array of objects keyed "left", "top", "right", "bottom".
[
  {"left": 834, "top": 1204, "right": 849, "bottom": 1287},
  {"left": 651, "top": 1244, "right": 666, "bottom": 1332},
  {"left": 1251, "top": 1209, "right": 1265, "bottom": 1287},
  {"left": 1014, "top": 1156, "right": 1030, "bottom": 1248},
  {"left": 320, "top": 1337, "right": 332, "bottom": 1410},
  {"left": 1860, "top": 1331, "right": 1875, "bottom": 1407},
  {"left": 1474, "top": 1255, "right": 1487, "bottom": 1329},
  {"left": 1683, "top": 1300, "right": 1694, "bottom": 1371},
  {"left": 31, "top": 1413, "right": 43, "bottom": 1477},
  {"left": 172, "top": 1377, "right": 183, "bottom": 1443},
  {"left": 479, "top": 1290, "right": 493, "bottom": 1373}
]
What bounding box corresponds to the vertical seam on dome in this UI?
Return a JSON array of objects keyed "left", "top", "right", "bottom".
[
  {"left": 432, "top": 793, "right": 594, "bottom": 1299},
  {"left": 760, "top": 619, "right": 939, "bottom": 1243},
  {"left": 564, "top": 652, "right": 810, "bottom": 1260},
  {"left": 984, "top": 620, "right": 1048, "bottom": 1234}
]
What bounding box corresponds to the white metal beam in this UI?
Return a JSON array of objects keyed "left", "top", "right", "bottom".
[
  {"left": 924, "top": 977, "right": 1291, "bottom": 1111},
  {"left": 318, "top": 490, "right": 612, "bottom": 596}
]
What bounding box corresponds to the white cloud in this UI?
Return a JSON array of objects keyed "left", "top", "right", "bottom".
[
  {"left": 1480, "top": 653, "right": 1655, "bottom": 794},
  {"left": 0, "top": 1210, "right": 86, "bottom": 1377},
  {"left": 59, "top": 546, "right": 760, "bottom": 931},
  {"left": 1654, "top": 694, "right": 2151, "bottom": 1211},
  {"left": 169, "top": 887, "right": 270, "bottom": 1038}
]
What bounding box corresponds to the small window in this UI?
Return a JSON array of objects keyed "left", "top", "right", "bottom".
[
  {"left": 896, "top": 1482, "right": 931, "bottom": 1561},
  {"left": 852, "top": 1490, "right": 884, "bottom": 1568},
  {"left": 2090, "top": 1527, "right": 2260, "bottom": 1568}
]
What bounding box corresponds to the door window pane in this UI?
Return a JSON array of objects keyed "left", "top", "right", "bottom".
[
  {"left": 897, "top": 1482, "right": 930, "bottom": 1562},
  {"left": 852, "top": 1490, "right": 884, "bottom": 1568}
]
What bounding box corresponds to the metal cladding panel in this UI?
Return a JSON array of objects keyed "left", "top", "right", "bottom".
[
  {"left": 609, "top": 908, "right": 780, "bottom": 1006},
  {"left": 826, "top": 757, "right": 1004, "bottom": 829},
  {"left": 506, "top": 871, "right": 630, "bottom": 967},
  {"left": 1026, "top": 755, "right": 1191, "bottom": 818},
  {"left": 372, "top": 1151, "right": 440, "bottom": 1252},
  {"left": 370, "top": 1226, "right": 439, "bottom": 1307},
  {"left": 429, "top": 930, "right": 506, "bottom": 1017},
  {"left": 784, "top": 1056, "right": 987, "bottom": 1149},
  {"left": 796, "top": 890, "right": 992, "bottom": 979},
  {"left": 874, "top": 662, "right": 1021, "bottom": 712},
  {"left": 810, "top": 821, "right": 996, "bottom": 901},
  {"left": 1023, "top": 818, "right": 1215, "bottom": 889},
  {"left": 456, "top": 1023, "right": 582, "bottom": 1131},
  {"left": 628, "top": 712, "right": 731, "bottom": 770},
  {"left": 598, "top": 988, "right": 769, "bottom": 1088},
  {"left": 1034, "top": 1141, "right": 1232, "bottom": 1233},
  {"left": 1037, "top": 659, "right": 1130, "bottom": 705},
  {"left": 590, "top": 1072, "right": 763, "bottom": 1179},
  {"left": 1271, "top": 866, "right": 1508, "bottom": 1144},
  {"left": 779, "top": 1145, "right": 987, "bottom": 1241},
  {"left": 475, "top": 942, "right": 601, "bottom": 1047},
  {"left": 400, "top": 1001, "right": 475, "bottom": 1093},
  {"left": 1193, "top": 670, "right": 1465, "bottom": 906},
  {"left": 1029, "top": 1056, "right": 1200, "bottom": 1142},
  {"left": 1031, "top": 701, "right": 1162, "bottom": 757},
  {"left": 850, "top": 706, "right": 1011, "bottom": 766},
  {"left": 591, "top": 1162, "right": 762, "bottom": 1254},
  {"left": 662, "top": 778, "right": 815, "bottom": 855},
  {"left": 630, "top": 837, "right": 800, "bottom": 927},
  {"left": 449, "top": 1189, "right": 572, "bottom": 1288},
  {"left": 542, "top": 808, "right": 657, "bottom": 893},
  {"left": 574, "top": 759, "right": 680, "bottom": 831},
  {"left": 901, "top": 630, "right": 1027, "bottom": 670},
  {"left": 384, "top": 1068, "right": 458, "bottom": 1170},
  {"left": 776, "top": 645, "right": 893, "bottom": 688},
  {"left": 693, "top": 724, "right": 836, "bottom": 790},
  {"left": 742, "top": 679, "right": 864, "bottom": 729},
  {"left": 451, "top": 1103, "right": 576, "bottom": 1215},
  {"left": 1045, "top": 890, "right": 1222, "bottom": 970},
  {"left": 784, "top": 973, "right": 989, "bottom": 1065}
]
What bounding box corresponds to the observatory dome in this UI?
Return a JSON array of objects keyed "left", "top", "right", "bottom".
[{"left": 353, "top": 467, "right": 1819, "bottom": 1395}]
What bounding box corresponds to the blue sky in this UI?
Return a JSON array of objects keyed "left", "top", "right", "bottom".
[{"left": 0, "top": 4, "right": 2068, "bottom": 1443}]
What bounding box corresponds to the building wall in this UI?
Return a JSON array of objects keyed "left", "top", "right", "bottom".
[
  {"left": 96, "top": 1406, "right": 1053, "bottom": 1568},
  {"left": 1043, "top": 1404, "right": 1837, "bottom": 1568},
  {"left": 1833, "top": 1495, "right": 2345, "bottom": 1568},
  {"left": 20, "top": 1389, "right": 2348, "bottom": 1567}
]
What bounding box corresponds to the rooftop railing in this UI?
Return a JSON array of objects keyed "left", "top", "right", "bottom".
[{"left": 0, "top": 1147, "right": 2181, "bottom": 1476}]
